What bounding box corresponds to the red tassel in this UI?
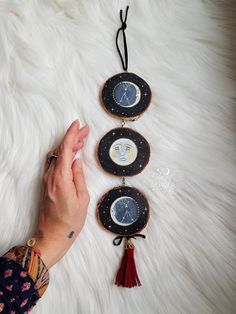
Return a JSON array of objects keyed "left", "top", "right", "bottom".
[{"left": 115, "top": 239, "right": 141, "bottom": 288}]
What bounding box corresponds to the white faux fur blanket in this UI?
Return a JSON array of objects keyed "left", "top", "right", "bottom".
[{"left": 0, "top": 1, "right": 235, "bottom": 313}]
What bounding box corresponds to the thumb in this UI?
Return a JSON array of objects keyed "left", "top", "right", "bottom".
[{"left": 72, "top": 158, "right": 89, "bottom": 198}]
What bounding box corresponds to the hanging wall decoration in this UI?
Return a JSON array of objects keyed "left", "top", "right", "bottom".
[{"left": 96, "top": 5, "right": 152, "bottom": 288}]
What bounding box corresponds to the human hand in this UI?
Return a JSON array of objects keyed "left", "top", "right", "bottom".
[{"left": 34, "top": 120, "right": 90, "bottom": 269}]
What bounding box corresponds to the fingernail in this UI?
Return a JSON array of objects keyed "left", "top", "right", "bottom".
[
  {"left": 79, "top": 124, "right": 89, "bottom": 132},
  {"left": 70, "top": 120, "right": 80, "bottom": 129}
]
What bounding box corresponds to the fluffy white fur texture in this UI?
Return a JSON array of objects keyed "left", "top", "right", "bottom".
[{"left": 0, "top": 1, "right": 235, "bottom": 313}]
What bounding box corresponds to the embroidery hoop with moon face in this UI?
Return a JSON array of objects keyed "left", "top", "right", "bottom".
[
  {"left": 101, "top": 72, "right": 151, "bottom": 120},
  {"left": 97, "top": 186, "right": 150, "bottom": 236},
  {"left": 97, "top": 127, "right": 150, "bottom": 176}
]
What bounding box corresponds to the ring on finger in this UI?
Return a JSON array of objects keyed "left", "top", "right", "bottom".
[{"left": 47, "top": 151, "right": 59, "bottom": 166}]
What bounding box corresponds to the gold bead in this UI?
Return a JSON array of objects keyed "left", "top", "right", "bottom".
[{"left": 27, "top": 237, "right": 36, "bottom": 247}]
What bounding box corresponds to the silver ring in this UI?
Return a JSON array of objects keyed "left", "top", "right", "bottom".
[{"left": 47, "top": 151, "right": 59, "bottom": 166}]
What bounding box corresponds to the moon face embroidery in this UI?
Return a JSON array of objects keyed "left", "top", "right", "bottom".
[
  {"left": 109, "top": 138, "right": 138, "bottom": 166},
  {"left": 97, "top": 186, "right": 149, "bottom": 235},
  {"left": 113, "top": 81, "right": 141, "bottom": 108},
  {"left": 102, "top": 72, "right": 151, "bottom": 119},
  {"left": 97, "top": 127, "right": 150, "bottom": 176}
]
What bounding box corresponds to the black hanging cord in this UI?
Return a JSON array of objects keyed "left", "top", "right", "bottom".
[
  {"left": 113, "top": 233, "right": 146, "bottom": 246},
  {"left": 116, "top": 5, "right": 129, "bottom": 71}
]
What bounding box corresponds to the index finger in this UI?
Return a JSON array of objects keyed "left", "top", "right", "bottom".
[{"left": 56, "top": 120, "right": 89, "bottom": 175}]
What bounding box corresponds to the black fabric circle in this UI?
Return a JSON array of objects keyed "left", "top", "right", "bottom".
[
  {"left": 97, "top": 186, "right": 149, "bottom": 236},
  {"left": 97, "top": 127, "right": 150, "bottom": 176},
  {"left": 101, "top": 72, "right": 151, "bottom": 119}
]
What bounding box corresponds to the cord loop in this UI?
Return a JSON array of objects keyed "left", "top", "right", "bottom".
[
  {"left": 113, "top": 234, "right": 146, "bottom": 246},
  {"left": 116, "top": 5, "right": 129, "bottom": 71}
]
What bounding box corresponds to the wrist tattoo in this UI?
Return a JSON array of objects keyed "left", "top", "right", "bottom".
[{"left": 67, "top": 231, "right": 75, "bottom": 239}]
